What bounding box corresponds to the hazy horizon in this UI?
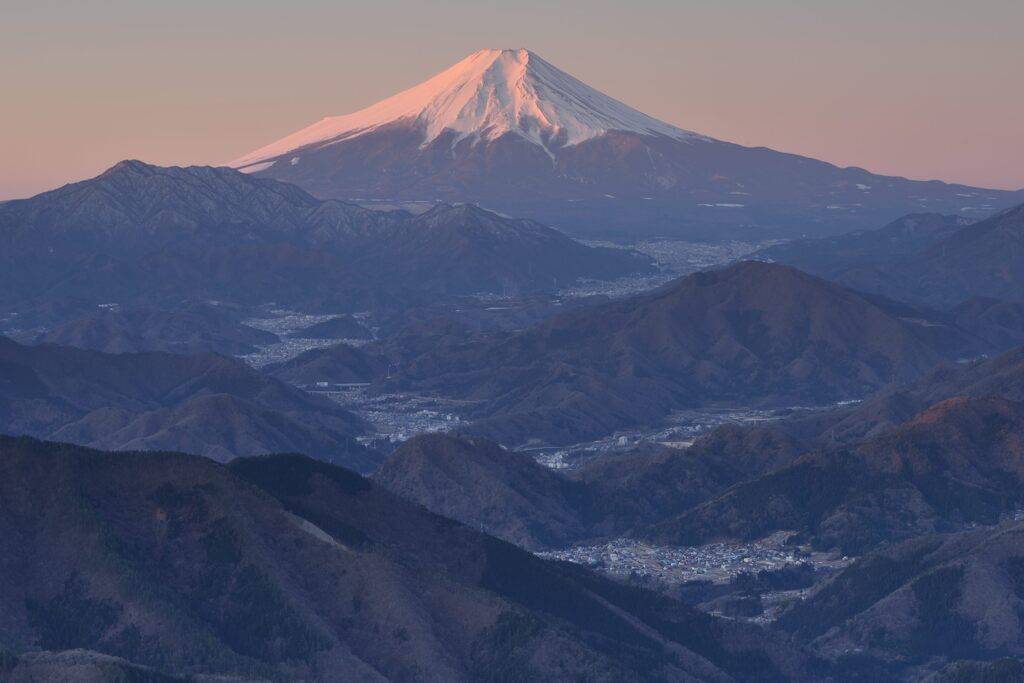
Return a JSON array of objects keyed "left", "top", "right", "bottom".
[{"left": 2, "top": 0, "right": 1022, "bottom": 199}]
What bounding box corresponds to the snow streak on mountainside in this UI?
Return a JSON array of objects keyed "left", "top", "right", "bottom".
[
  {"left": 229, "top": 48, "right": 1024, "bottom": 240},
  {"left": 232, "top": 48, "right": 705, "bottom": 169}
]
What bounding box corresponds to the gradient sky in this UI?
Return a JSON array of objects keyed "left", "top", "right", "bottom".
[{"left": 2, "top": 0, "right": 1022, "bottom": 199}]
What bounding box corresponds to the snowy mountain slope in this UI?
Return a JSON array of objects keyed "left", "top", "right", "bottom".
[
  {"left": 232, "top": 49, "right": 705, "bottom": 169},
  {"left": 232, "top": 49, "right": 1024, "bottom": 240}
]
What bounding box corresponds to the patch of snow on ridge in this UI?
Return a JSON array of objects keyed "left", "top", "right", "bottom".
[
  {"left": 231, "top": 48, "right": 707, "bottom": 169},
  {"left": 237, "top": 161, "right": 273, "bottom": 174}
]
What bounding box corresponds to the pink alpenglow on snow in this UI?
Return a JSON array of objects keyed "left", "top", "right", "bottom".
[
  {"left": 227, "top": 47, "right": 1024, "bottom": 242},
  {"left": 230, "top": 48, "right": 705, "bottom": 170}
]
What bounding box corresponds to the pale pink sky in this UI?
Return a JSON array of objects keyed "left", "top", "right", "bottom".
[{"left": 2, "top": 0, "right": 1022, "bottom": 199}]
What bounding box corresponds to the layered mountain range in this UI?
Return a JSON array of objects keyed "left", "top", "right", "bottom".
[
  {"left": 647, "top": 395, "right": 1024, "bottom": 553},
  {"left": 756, "top": 203, "right": 1024, "bottom": 304},
  {"left": 374, "top": 345, "right": 1024, "bottom": 554},
  {"left": 233, "top": 48, "right": 1024, "bottom": 240},
  {"left": 779, "top": 520, "right": 1024, "bottom": 670},
  {"left": 752, "top": 213, "right": 976, "bottom": 280},
  {"left": 375, "top": 429, "right": 805, "bottom": 551},
  {"left": 31, "top": 302, "right": 278, "bottom": 355},
  {"left": 377, "top": 392, "right": 1024, "bottom": 557},
  {"left": 0, "top": 436, "right": 819, "bottom": 682},
  {"left": 380, "top": 260, "right": 1016, "bottom": 445},
  {"left": 0, "top": 337, "right": 377, "bottom": 471},
  {"left": 373, "top": 346, "right": 1024, "bottom": 681},
  {"left": 0, "top": 160, "right": 649, "bottom": 313},
  {"left": 4, "top": 45, "right": 1024, "bottom": 683}
]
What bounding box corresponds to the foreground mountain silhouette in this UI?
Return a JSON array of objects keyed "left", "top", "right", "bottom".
[
  {"left": 779, "top": 518, "right": 1024, "bottom": 669},
  {"left": 0, "top": 436, "right": 817, "bottom": 681},
  {"left": 233, "top": 48, "right": 1024, "bottom": 240}
]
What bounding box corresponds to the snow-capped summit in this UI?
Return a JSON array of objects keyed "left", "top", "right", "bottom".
[
  {"left": 232, "top": 48, "right": 700, "bottom": 169},
  {"left": 230, "top": 49, "right": 1024, "bottom": 241}
]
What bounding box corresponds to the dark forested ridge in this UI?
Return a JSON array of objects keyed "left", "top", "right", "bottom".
[
  {"left": 384, "top": 261, "right": 1008, "bottom": 445},
  {"left": 0, "top": 160, "right": 650, "bottom": 312},
  {"left": 756, "top": 203, "right": 1024, "bottom": 306},
  {"left": 0, "top": 336, "right": 377, "bottom": 471},
  {"left": 0, "top": 436, "right": 819, "bottom": 682}
]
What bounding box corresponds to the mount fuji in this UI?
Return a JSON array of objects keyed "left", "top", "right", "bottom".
[{"left": 232, "top": 49, "right": 1023, "bottom": 240}]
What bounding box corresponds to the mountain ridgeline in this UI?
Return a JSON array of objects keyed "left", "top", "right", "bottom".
[
  {"left": 0, "top": 436, "right": 819, "bottom": 682},
  {"left": 376, "top": 346, "right": 1024, "bottom": 557},
  {"left": 377, "top": 399, "right": 1024, "bottom": 559},
  {"left": 370, "top": 349, "right": 1024, "bottom": 682},
  {"left": 31, "top": 302, "right": 278, "bottom": 355},
  {"left": 753, "top": 213, "right": 976, "bottom": 280},
  {"left": 0, "top": 160, "right": 650, "bottom": 313},
  {"left": 3, "top": 43, "right": 1024, "bottom": 683},
  {"left": 756, "top": 204, "right": 1024, "bottom": 305},
  {"left": 383, "top": 260, "right": 1008, "bottom": 445},
  {"left": 234, "top": 48, "right": 1024, "bottom": 240},
  {"left": 375, "top": 429, "right": 806, "bottom": 551},
  {"left": 0, "top": 336, "right": 378, "bottom": 471}
]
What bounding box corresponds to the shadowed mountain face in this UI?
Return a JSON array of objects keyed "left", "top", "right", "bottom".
[
  {"left": 0, "top": 161, "right": 650, "bottom": 313},
  {"left": 647, "top": 396, "right": 1024, "bottom": 554},
  {"left": 373, "top": 346, "right": 1024, "bottom": 559},
  {"left": 32, "top": 302, "right": 277, "bottom": 355},
  {"left": 374, "top": 429, "right": 807, "bottom": 551},
  {"left": 377, "top": 343, "right": 1024, "bottom": 556},
  {"left": 757, "top": 203, "right": 1024, "bottom": 305},
  {"left": 839, "top": 202, "right": 1024, "bottom": 305},
  {"left": 376, "top": 347, "right": 1024, "bottom": 562},
  {"left": 374, "top": 433, "right": 591, "bottom": 549},
  {"left": 778, "top": 522, "right": 1024, "bottom": 671},
  {"left": 0, "top": 436, "right": 818, "bottom": 682},
  {"left": 387, "top": 261, "right": 973, "bottom": 446},
  {"left": 753, "top": 213, "right": 975, "bottom": 279},
  {"left": 265, "top": 342, "right": 388, "bottom": 386},
  {"left": 235, "top": 49, "right": 1024, "bottom": 241},
  {"left": 0, "top": 337, "right": 377, "bottom": 471},
  {"left": 357, "top": 365, "right": 1024, "bottom": 680},
  {"left": 570, "top": 425, "right": 809, "bottom": 538},
  {"left": 792, "top": 345, "right": 1024, "bottom": 444}
]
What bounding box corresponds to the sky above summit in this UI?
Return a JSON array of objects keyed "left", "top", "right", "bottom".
[{"left": 2, "top": 0, "right": 1022, "bottom": 199}]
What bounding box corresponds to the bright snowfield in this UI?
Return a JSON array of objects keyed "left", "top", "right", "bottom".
[{"left": 231, "top": 48, "right": 708, "bottom": 169}]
